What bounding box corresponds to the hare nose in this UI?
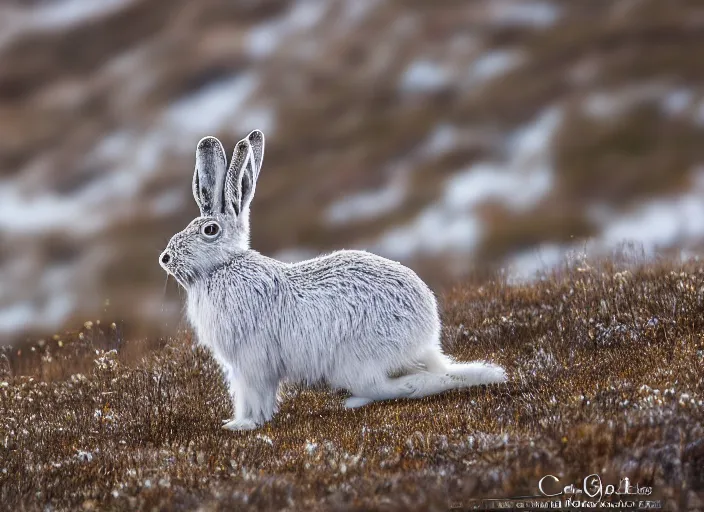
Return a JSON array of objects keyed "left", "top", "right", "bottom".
[{"left": 161, "top": 252, "right": 171, "bottom": 265}]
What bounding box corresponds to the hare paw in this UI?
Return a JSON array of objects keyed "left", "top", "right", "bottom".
[
  {"left": 344, "top": 396, "right": 373, "bottom": 409},
  {"left": 222, "top": 418, "right": 258, "bottom": 431}
]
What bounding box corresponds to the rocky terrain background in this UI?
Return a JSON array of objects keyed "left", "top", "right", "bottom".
[{"left": 2, "top": 0, "right": 704, "bottom": 343}]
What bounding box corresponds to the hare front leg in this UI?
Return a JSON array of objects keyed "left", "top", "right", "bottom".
[
  {"left": 222, "top": 377, "right": 279, "bottom": 431},
  {"left": 222, "top": 378, "right": 257, "bottom": 431},
  {"left": 220, "top": 364, "right": 240, "bottom": 424}
]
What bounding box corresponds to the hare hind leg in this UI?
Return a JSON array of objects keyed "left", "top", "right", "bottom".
[
  {"left": 344, "top": 371, "right": 465, "bottom": 409},
  {"left": 343, "top": 348, "right": 507, "bottom": 409}
]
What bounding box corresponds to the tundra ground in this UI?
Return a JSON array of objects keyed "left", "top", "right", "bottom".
[{"left": 1, "top": 257, "right": 703, "bottom": 511}]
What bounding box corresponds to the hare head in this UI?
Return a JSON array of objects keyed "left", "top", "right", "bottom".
[{"left": 159, "top": 130, "right": 265, "bottom": 288}]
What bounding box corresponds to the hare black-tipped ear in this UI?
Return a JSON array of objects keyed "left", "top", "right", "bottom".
[
  {"left": 247, "top": 129, "right": 265, "bottom": 176},
  {"left": 224, "top": 139, "right": 248, "bottom": 217},
  {"left": 224, "top": 130, "right": 266, "bottom": 218},
  {"left": 192, "top": 136, "right": 227, "bottom": 216}
]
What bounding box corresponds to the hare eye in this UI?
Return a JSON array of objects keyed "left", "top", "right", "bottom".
[{"left": 201, "top": 222, "right": 220, "bottom": 239}]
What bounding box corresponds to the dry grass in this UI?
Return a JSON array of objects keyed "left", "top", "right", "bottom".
[{"left": 1, "top": 257, "right": 703, "bottom": 511}]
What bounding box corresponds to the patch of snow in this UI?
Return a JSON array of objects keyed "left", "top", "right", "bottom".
[
  {"left": 235, "top": 106, "right": 277, "bottom": 135},
  {"left": 421, "top": 124, "right": 459, "bottom": 158},
  {"left": 246, "top": 0, "right": 328, "bottom": 59},
  {"left": 508, "top": 106, "right": 563, "bottom": 159},
  {"left": 0, "top": 128, "right": 173, "bottom": 238},
  {"left": 506, "top": 243, "right": 571, "bottom": 282},
  {"left": 327, "top": 120, "right": 480, "bottom": 228},
  {"left": 255, "top": 434, "right": 274, "bottom": 446},
  {"left": 35, "top": 263, "right": 79, "bottom": 329},
  {"left": 399, "top": 60, "right": 450, "bottom": 94},
  {"left": 0, "top": 293, "right": 75, "bottom": 336},
  {"left": 582, "top": 84, "right": 668, "bottom": 119},
  {"left": 91, "top": 130, "right": 132, "bottom": 162},
  {"left": 132, "top": 132, "right": 166, "bottom": 175},
  {"left": 419, "top": 123, "right": 498, "bottom": 160},
  {"left": 246, "top": 22, "right": 281, "bottom": 59},
  {"left": 340, "top": 0, "right": 382, "bottom": 28},
  {"left": 150, "top": 189, "right": 185, "bottom": 217},
  {"left": 0, "top": 131, "right": 168, "bottom": 239},
  {"left": 449, "top": 33, "right": 481, "bottom": 58},
  {"left": 288, "top": 0, "right": 328, "bottom": 33},
  {"left": 445, "top": 106, "right": 560, "bottom": 212},
  {"left": 165, "top": 73, "right": 259, "bottom": 136},
  {"left": 375, "top": 206, "right": 482, "bottom": 259},
  {"left": 373, "top": 107, "right": 561, "bottom": 260},
  {"left": 0, "top": 257, "right": 36, "bottom": 303},
  {"left": 87, "top": 130, "right": 163, "bottom": 206},
  {"left": 0, "top": 65, "right": 279, "bottom": 338},
  {"left": 445, "top": 162, "right": 551, "bottom": 212},
  {"left": 75, "top": 450, "right": 93, "bottom": 463},
  {"left": 326, "top": 173, "right": 407, "bottom": 225},
  {"left": 42, "top": 264, "right": 76, "bottom": 292},
  {"left": 43, "top": 294, "right": 76, "bottom": 328},
  {"left": 600, "top": 192, "right": 704, "bottom": 253},
  {"left": 28, "top": 0, "right": 134, "bottom": 32},
  {"left": 508, "top": 170, "right": 704, "bottom": 282},
  {"left": 468, "top": 49, "right": 524, "bottom": 86},
  {"left": 583, "top": 93, "right": 621, "bottom": 119},
  {"left": 0, "top": 302, "right": 34, "bottom": 334},
  {"left": 488, "top": 1, "right": 560, "bottom": 28},
  {"left": 0, "top": 256, "right": 82, "bottom": 335},
  {"left": 661, "top": 89, "right": 693, "bottom": 116},
  {"left": 0, "top": 182, "right": 109, "bottom": 236}
]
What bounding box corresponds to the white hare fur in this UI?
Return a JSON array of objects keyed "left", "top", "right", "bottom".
[{"left": 160, "top": 130, "right": 506, "bottom": 431}]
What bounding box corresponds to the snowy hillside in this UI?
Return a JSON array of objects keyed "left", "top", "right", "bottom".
[{"left": 1, "top": 0, "right": 704, "bottom": 341}]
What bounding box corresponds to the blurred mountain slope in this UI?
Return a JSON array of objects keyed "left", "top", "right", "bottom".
[{"left": 1, "top": 0, "right": 704, "bottom": 342}]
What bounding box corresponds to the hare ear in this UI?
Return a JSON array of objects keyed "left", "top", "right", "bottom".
[
  {"left": 225, "top": 130, "right": 265, "bottom": 217},
  {"left": 192, "top": 136, "right": 227, "bottom": 216},
  {"left": 224, "top": 138, "right": 248, "bottom": 217},
  {"left": 247, "top": 129, "right": 265, "bottom": 177}
]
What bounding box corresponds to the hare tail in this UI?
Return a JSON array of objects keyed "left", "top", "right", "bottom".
[
  {"left": 344, "top": 349, "right": 506, "bottom": 409},
  {"left": 420, "top": 348, "right": 506, "bottom": 386}
]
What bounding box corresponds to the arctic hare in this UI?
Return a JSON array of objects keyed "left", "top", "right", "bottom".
[{"left": 159, "top": 130, "right": 506, "bottom": 431}]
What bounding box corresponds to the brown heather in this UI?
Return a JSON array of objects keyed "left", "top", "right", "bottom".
[{"left": 1, "top": 258, "right": 703, "bottom": 511}]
